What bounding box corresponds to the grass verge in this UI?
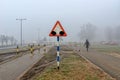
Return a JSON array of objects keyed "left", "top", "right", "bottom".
[
  {"left": 33, "top": 52, "right": 114, "bottom": 80},
  {"left": 91, "top": 45, "right": 120, "bottom": 54}
]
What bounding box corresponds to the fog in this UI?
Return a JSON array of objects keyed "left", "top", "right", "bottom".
[{"left": 0, "top": 0, "right": 120, "bottom": 44}]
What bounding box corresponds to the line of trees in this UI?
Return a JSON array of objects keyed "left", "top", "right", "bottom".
[
  {"left": 79, "top": 23, "right": 96, "bottom": 41},
  {"left": 0, "top": 35, "right": 17, "bottom": 46},
  {"left": 79, "top": 23, "right": 120, "bottom": 44},
  {"left": 105, "top": 26, "right": 120, "bottom": 43}
]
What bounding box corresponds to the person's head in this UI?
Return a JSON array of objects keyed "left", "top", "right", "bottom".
[{"left": 86, "top": 39, "right": 88, "bottom": 42}]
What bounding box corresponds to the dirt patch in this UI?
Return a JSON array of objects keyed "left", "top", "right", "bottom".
[
  {"left": 19, "top": 47, "right": 57, "bottom": 80},
  {"left": 19, "top": 46, "right": 73, "bottom": 80}
]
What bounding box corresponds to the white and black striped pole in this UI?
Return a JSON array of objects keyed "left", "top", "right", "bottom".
[
  {"left": 57, "top": 36, "right": 60, "bottom": 70},
  {"left": 49, "top": 21, "right": 67, "bottom": 70}
]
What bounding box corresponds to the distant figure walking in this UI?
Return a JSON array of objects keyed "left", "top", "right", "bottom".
[{"left": 84, "top": 39, "right": 90, "bottom": 52}]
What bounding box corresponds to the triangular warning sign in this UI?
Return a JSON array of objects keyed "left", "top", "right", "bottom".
[{"left": 49, "top": 21, "right": 67, "bottom": 37}]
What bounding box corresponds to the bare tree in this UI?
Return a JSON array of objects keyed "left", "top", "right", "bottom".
[
  {"left": 43, "top": 37, "right": 47, "bottom": 42},
  {"left": 8, "top": 36, "right": 17, "bottom": 45},
  {"left": 0, "top": 35, "right": 6, "bottom": 46},
  {"left": 10, "top": 36, "right": 14, "bottom": 45},
  {"left": 4, "top": 36, "right": 9, "bottom": 45},
  {"left": 0, "top": 35, "right": 17, "bottom": 46},
  {"left": 0, "top": 36, "right": 2, "bottom": 46},
  {"left": 115, "top": 26, "right": 120, "bottom": 43},
  {"left": 105, "top": 27, "right": 115, "bottom": 42},
  {"left": 79, "top": 23, "right": 96, "bottom": 41}
]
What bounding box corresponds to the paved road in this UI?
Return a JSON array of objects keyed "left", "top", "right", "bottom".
[
  {"left": 0, "top": 47, "right": 49, "bottom": 80},
  {"left": 79, "top": 47, "right": 120, "bottom": 80}
]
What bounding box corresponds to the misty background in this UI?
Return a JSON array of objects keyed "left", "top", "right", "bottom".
[{"left": 0, "top": 0, "right": 120, "bottom": 45}]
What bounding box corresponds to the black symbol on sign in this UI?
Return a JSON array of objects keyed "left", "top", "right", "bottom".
[
  {"left": 59, "top": 31, "right": 64, "bottom": 35},
  {"left": 51, "top": 31, "right": 56, "bottom": 35}
]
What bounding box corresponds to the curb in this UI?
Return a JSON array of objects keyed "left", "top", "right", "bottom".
[
  {"left": 75, "top": 51, "right": 115, "bottom": 80},
  {"left": 16, "top": 46, "right": 50, "bottom": 80},
  {"left": 16, "top": 53, "right": 44, "bottom": 80}
]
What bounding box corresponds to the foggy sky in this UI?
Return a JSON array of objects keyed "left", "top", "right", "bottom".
[{"left": 0, "top": 0, "right": 120, "bottom": 43}]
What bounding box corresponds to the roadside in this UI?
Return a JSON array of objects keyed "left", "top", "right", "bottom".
[
  {"left": 20, "top": 45, "right": 114, "bottom": 80},
  {"left": 0, "top": 46, "right": 46, "bottom": 80},
  {"left": 91, "top": 44, "right": 120, "bottom": 57},
  {"left": 0, "top": 45, "right": 43, "bottom": 65},
  {"left": 79, "top": 46, "right": 120, "bottom": 80}
]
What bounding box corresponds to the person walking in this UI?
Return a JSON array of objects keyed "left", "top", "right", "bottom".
[{"left": 84, "top": 39, "right": 90, "bottom": 52}]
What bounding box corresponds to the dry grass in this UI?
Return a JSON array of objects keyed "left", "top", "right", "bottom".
[
  {"left": 91, "top": 45, "right": 120, "bottom": 54},
  {"left": 33, "top": 52, "right": 114, "bottom": 80}
]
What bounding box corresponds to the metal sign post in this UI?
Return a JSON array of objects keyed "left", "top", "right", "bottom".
[
  {"left": 49, "top": 21, "right": 67, "bottom": 70},
  {"left": 57, "top": 36, "right": 60, "bottom": 69}
]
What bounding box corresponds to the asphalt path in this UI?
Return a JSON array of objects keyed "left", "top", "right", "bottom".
[
  {"left": 79, "top": 47, "right": 120, "bottom": 80},
  {"left": 0, "top": 46, "right": 49, "bottom": 80}
]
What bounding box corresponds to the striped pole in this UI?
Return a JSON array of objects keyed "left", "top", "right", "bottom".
[{"left": 57, "top": 36, "right": 60, "bottom": 70}]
